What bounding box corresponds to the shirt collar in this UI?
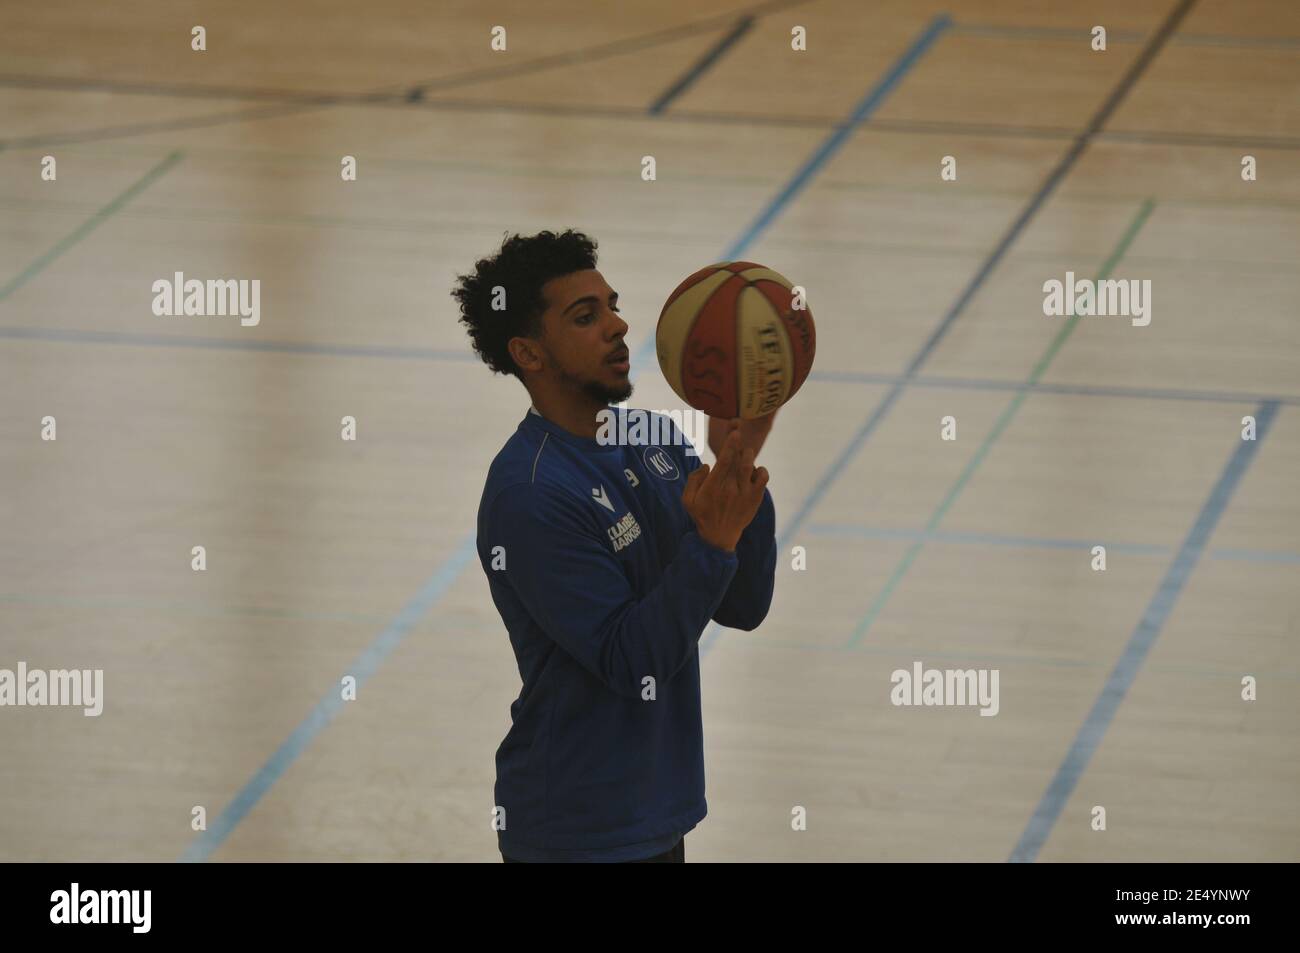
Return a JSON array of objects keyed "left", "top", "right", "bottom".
[{"left": 522, "top": 403, "right": 623, "bottom": 453}]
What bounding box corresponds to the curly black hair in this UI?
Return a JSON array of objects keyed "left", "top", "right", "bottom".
[{"left": 451, "top": 229, "right": 599, "bottom": 379}]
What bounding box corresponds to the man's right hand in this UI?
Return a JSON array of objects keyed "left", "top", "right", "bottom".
[{"left": 681, "top": 428, "right": 769, "bottom": 553}]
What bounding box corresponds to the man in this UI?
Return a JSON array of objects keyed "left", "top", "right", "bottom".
[{"left": 453, "top": 229, "right": 777, "bottom": 862}]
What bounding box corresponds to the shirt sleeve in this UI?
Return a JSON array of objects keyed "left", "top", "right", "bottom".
[
  {"left": 485, "top": 481, "right": 740, "bottom": 698},
  {"left": 676, "top": 421, "right": 774, "bottom": 631},
  {"left": 678, "top": 447, "right": 778, "bottom": 632},
  {"left": 711, "top": 485, "right": 777, "bottom": 631}
]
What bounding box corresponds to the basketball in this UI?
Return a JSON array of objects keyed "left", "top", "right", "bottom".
[{"left": 655, "top": 261, "right": 816, "bottom": 419}]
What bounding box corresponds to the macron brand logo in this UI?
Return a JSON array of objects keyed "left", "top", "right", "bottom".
[
  {"left": 50, "top": 883, "right": 151, "bottom": 934},
  {"left": 591, "top": 485, "right": 614, "bottom": 512}
]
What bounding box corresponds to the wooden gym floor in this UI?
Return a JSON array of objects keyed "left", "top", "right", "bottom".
[{"left": 0, "top": 0, "right": 1296, "bottom": 861}]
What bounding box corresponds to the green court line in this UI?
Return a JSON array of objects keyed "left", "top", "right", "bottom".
[
  {"left": 0, "top": 150, "right": 183, "bottom": 304},
  {"left": 845, "top": 198, "right": 1156, "bottom": 648}
]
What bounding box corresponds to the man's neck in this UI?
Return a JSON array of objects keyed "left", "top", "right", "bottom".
[{"left": 529, "top": 392, "right": 609, "bottom": 440}]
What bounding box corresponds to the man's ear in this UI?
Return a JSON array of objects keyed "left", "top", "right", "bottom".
[{"left": 508, "top": 336, "right": 543, "bottom": 373}]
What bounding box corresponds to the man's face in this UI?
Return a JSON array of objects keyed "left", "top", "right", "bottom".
[{"left": 533, "top": 269, "right": 633, "bottom": 404}]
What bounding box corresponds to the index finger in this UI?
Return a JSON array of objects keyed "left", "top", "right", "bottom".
[
  {"left": 733, "top": 444, "right": 756, "bottom": 490},
  {"left": 711, "top": 428, "right": 742, "bottom": 485}
]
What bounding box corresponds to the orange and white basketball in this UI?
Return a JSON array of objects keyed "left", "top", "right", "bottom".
[{"left": 655, "top": 261, "right": 816, "bottom": 419}]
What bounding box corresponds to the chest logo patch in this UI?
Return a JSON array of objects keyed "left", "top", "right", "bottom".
[{"left": 642, "top": 447, "right": 680, "bottom": 482}]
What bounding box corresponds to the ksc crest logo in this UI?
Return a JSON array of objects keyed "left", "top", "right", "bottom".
[{"left": 642, "top": 447, "right": 679, "bottom": 481}]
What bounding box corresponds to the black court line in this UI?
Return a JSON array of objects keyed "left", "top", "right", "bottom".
[
  {"left": 0, "top": 72, "right": 352, "bottom": 104},
  {"left": 753, "top": 0, "right": 1199, "bottom": 582},
  {"left": 11, "top": 1, "right": 1296, "bottom": 155},
  {"left": 0, "top": 102, "right": 334, "bottom": 153},
  {"left": 870, "top": 118, "right": 1300, "bottom": 151},
  {"left": 8, "top": 89, "right": 1296, "bottom": 154},
  {"left": 406, "top": 2, "right": 805, "bottom": 102},
  {"left": 648, "top": 15, "right": 755, "bottom": 114},
  {"left": 906, "top": 0, "right": 1200, "bottom": 379},
  {"left": 953, "top": 22, "right": 1300, "bottom": 50},
  {"left": 0, "top": 0, "right": 812, "bottom": 108},
  {"left": 5, "top": 0, "right": 1294, "bottom": 156},
  {"left": 1098, "top": 128, "right": 1300, "bottom": 150},
  {"left": 0, "top": 0, "right": 814, "bottom": 151},
  {"left": 4, "top": 13, "right": 1292, "bottom": 109},
  {"left": 392, "top": 98, "right": 1080, "bottom": 138}
]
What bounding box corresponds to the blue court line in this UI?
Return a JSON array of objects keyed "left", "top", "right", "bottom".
[
  {"left": 734, "top": 636, "right": 1300, "bottom": 684},
  {"left": 842, "top": 197, "right": 1156, "bottom": 649},
  {"left": 11, "top": 325, "right": 1297, "bottom": 411},
  {"left": 0, "top": 325, "right": 478, "bottom": 362},
  {"left": 700, "top": 0, "right": 1194, "bottom": 656},
  {"left": 805, "top": 522, "right": 1300, "bottom": 565},
  {"left": 686, "top": 13, "right": 961, "bottom": 655},
  {"left": 718, "top": 15, "right": 952, "bottom": 263},
  {"left": 1211, "top": 547, "right": 1300, "bottom": 566},
  {"left": 178, "top": 16, "right": 951, "bottom": 862},
  {"left": 1008, "top": 400, "right": 1281, "bottom": 864},
  {"left": 807, "top": 524, "right": 1170, "bottom": 556},
  {"left": 807, "top": 370, "right": 1300, "bottom": 408},
  {"left": 648, "top": 15, "right": 754, "bottom": 114},
  {"left": 634, "top": 12, "right": 950, "bottom": 374},
  {"left": 180, "top": 537, "right": 477, "bottom": 862}
]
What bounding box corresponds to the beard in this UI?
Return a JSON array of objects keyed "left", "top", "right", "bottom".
[
  {"left": 582, "top": 377, "right": 634, "bottom": 405},
  {"left": 558, "top": 365, "right": 634, "bottom": 405}
]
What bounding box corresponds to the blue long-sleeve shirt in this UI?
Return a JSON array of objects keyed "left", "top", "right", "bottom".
[{"left": 477, "top": 405, "right": 777, "bottom": 861}]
